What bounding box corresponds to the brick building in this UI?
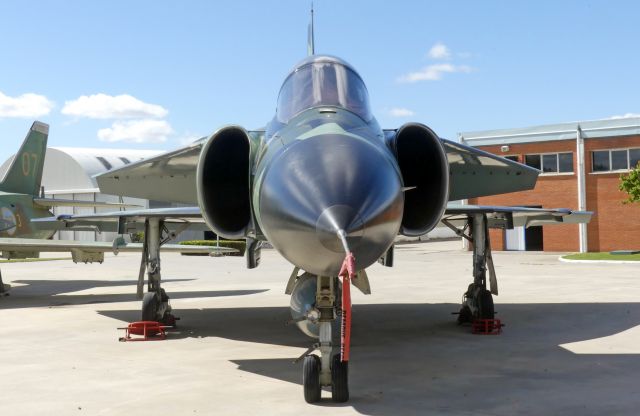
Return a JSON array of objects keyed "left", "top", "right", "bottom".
[{"left": 459, "top": 117, "right": 640, "bottom": 253}]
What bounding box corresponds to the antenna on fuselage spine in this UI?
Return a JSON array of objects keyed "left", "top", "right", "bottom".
[{"left": 307, "top": 2, "right": 315, "bottom": 56}]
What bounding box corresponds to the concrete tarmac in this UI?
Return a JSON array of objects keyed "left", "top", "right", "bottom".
[{"left": 1, "top": 240, "right": 639, "bottom": 415}]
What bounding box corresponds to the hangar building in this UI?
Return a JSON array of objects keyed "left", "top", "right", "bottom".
[
  {"left": 460, "top": 117, "right": 640, "bottom": 253},
  {"left": 0, "top": 147, "right": 201, "bottom": 242}
]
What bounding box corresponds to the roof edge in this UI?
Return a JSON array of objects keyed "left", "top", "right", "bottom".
[{"left": 460, "top": 117, "right": 640, "bottom": 146}]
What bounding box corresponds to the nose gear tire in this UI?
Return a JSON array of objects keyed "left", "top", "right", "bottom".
[
  {"left": 331, "top": 353, "right": 349, "bottom": 402},
  {"left": 303, "top": 354, "right": 321, "bottom": 403}
]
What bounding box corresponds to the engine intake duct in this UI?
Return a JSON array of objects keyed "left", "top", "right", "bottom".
[
  {"left": 394, "top": 123, "right": 449, "bottom": 236},
  {"left": 196, "top": 126, "right": 251, "bottom": 239}
]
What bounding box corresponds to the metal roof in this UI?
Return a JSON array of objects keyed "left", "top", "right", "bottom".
[
  {"left": 459, "top": 117, "right": 640, "bottom": 146},
  {"left": 0, "top": 147, "right": 162, "bottom": 192},
  {"left": 49, "top": 147, "right": 161, "bottom": 180}
]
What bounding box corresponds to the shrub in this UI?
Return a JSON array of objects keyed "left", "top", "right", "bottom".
[
  {"left": 619, "top": 163, "right": 640, "bottom": 204},
  {"left": 130, "top": 232, "right": 145, "bottom": 243}
]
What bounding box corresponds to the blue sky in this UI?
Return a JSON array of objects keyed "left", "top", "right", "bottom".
[{"left": 0, "top": 1, "right": 638, "bottom": 162}]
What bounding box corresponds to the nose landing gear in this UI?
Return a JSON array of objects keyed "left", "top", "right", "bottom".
[
  {"left": 291, "top": 252, "right": 355, "bottom": 403},
  {"left": 294, "top": 274, "right": 350, "bottom": 403}
]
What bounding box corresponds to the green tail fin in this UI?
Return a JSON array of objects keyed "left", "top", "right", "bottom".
[{"left": 0, "top": 121, "right": 48, "bottom": 195}]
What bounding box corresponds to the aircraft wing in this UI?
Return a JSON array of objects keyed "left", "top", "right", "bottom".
[
  {"left": 32, "top": 207, "right": 209, "bottom": 233},
  {"left": 95, "top": 141, "right": 204, "bottom": 204},
  {"left": 0, "top": 237, "right": 235, "bottom": 263},
  {"left": 32, "top": 198, "right": 140, "bottom": 209},
  {"left": 441, "top": 204, "right": 593, "bottom": 229},
  {"left": 94, "top": 130, "right": 263, "bottom": 204},
  {"left": 441, "top": 139, "right": 539, "bottom": 201},
  {"left": 51, "top": 206, "right": 205, "bottom": 222},
  {"left": 26, "top": 206, "right": 235, "bottom": 263}
]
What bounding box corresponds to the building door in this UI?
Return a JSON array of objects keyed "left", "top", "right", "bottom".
[
  {"left": 525, "top": 226, "right": 544, "bottom": 251},
  {"left": 505, "top": 226, "right": 526, "bottom": 250},
  {"left": 504, "top": 205, "right": 544, "bottom": 251}
]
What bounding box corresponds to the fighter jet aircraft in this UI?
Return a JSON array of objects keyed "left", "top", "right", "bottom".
[
  {"left": 0, "top": 122, "right": 234, "bottom": 293},
  {"left": 47, "top": 18, "right": 592, "bottom": 403}
]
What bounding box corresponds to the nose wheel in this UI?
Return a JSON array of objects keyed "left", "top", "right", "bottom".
[
  {"left": 303, "top": 354, "right": 321, "bottom": 403},
  {"left": 302, "top": 351, "right": 349, "bottom": 403},
  {"left": 331, "top": 353, "right": 349, "bottom": 402}
]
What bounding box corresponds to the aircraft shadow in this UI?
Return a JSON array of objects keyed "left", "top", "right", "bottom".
[
  {"left": 1, "top": 279, "right": 268, "bottom": 309},
  {"left": 98, "top": 302, "right": 640, "bottom": 414}
]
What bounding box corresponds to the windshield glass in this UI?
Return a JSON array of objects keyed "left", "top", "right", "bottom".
[{"left": 276, "top": 62, "right": 372, "bottom": 122}]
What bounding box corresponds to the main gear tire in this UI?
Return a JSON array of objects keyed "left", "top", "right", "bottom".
[
  {"left": 457, "top": 304, "right": 473, "bottom": 324},
  {"left": 141, "top": 292, "right": 159, "bottom": 321},
  {"left": 478, "top": 289, "right": 494, "bottom": 320}
]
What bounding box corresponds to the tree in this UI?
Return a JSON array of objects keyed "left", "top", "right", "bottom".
[{"left": 619, "top": 163, "right": 640, "bottom": 204}]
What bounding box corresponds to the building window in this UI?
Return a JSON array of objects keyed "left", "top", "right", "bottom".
[
  {"left": 524, "top": 154, "right": 541, "bottom": 170},
  {"left": 631, "top": 149, "right": 640, "bottom": 169},
  {"left": 524, "top": 152, "right": 573, "bottom": 174},
  {"left": 592, "top": 148, "right": 640, "bottom": 172},
  {"left": 592, "top": 151, "right": 609, "bottom": 171},
  {"left": 558, "top": 153, "right": 573, "bottom": 172},
  {"left": 503, "top": 155, "right": 519, "bottom": 162},
  {"left": 542, "top": 154, "right": 557, "bottom": 173}
]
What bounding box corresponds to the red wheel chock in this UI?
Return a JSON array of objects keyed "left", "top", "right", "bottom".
[
  {"left": 472, "top": 319, "right": 504, "bottom": 335},
  {"left": 118, "top": 321, "right": 169, "bottom": 342}
]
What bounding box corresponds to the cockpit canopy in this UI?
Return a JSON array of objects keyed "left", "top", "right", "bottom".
[{"left": 276, "top": 56, "right": 372, "bottom": 123}]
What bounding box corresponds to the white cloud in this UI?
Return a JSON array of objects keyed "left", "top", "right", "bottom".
[
  {"left": 428, "top": 43, "right": 451, "bottom": 60},
  {"left": 62, "top": 93, "right": 168, "bottom": 119},
  {"left": 397, "top": 64, "right": 472, "bottom": 83},
  {"left": 98, "top": 119, "right": 174, "bottom": 143},
  {"left": 388, "top": 108, "right": 415, "bottom": 117},
  {"left": 610, "top": 113, "right": 640, "bottom": 119},
  {"left": 0, "top": 91, "right": 54, "bottom": 118}
]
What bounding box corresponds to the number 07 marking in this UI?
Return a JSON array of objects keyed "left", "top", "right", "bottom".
[{"left": 21, "top": 152, "right": 38, "bottom": 177}]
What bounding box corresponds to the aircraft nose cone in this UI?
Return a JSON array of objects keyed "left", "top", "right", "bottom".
[
  {"left": 316, "top": 204, "right": 364, "bottom": 253},
  {"left": 258, "top": 134, "right": 403, "bottom": 276}
]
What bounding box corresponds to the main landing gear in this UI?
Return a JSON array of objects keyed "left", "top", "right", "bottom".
[
  {"left": 289, "top": 273, "right": 350, "bottom": 403},
  {"left": 444, "top": 213, "right": 498, "bottom": 324},
  {"left": 137, "top": 218, "right": 176, "bottom": 325}
]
